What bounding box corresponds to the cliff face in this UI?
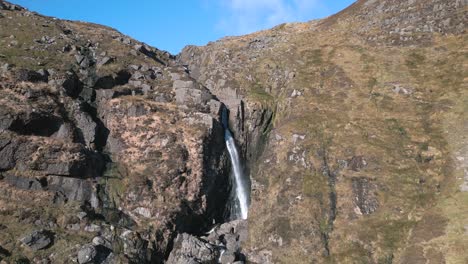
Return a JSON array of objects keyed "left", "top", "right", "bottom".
[
  {"left": 0, "top": 0, "right": 467, "bottom": 263},
  {"left": 179, "top": 0, "right": 467, "bottom": 263},
  {"left": 0, "top": 1, "right": 232, "bottom": 263}
]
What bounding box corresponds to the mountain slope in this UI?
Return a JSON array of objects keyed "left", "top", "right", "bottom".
[
  {"left": 0, "top": 0, "right": 467, "bottom": 263},
  {"left": 179, "top": 0, "right": 467, "bottom": 263}
]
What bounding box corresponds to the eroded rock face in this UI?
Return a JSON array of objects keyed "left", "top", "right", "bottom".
[
  {"left": 1, "top": 0, "right": 466, "bottom": 263},
  {"left": 179, "top": 0, "right": 467, "bottom": 263},
  {"left": 0, "top": 2, "right": 231, "bottom": 263}
]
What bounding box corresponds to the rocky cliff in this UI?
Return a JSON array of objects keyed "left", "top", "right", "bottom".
[
  {"left": 0, "top": 0, "right": 467, "bottom": 263},
  {"left": 0, "top": 1, "right": 235, "bottom": 263},
  {"left": 179, "top": 0, "right": 467, "bottom": 263}
]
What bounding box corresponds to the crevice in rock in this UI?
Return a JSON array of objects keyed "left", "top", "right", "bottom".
[
  {"left": 94, "top": 69, "right": 131, "bottom": 90},
  {"left": 319, "top": 147, "right": 337, "bottom": 257}
]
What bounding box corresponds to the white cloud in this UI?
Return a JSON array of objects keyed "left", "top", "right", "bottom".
[{"left": 216, "top": 0, "right": 320, "bottom": 35}]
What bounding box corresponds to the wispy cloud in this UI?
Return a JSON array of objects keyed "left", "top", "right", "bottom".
[{"left": 215, "top": 0, "right": 322, "bottom": 35}]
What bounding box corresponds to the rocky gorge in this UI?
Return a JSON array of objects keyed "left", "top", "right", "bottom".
[{"left": 0, "top": 0, "right": 467, "bottom": 263}]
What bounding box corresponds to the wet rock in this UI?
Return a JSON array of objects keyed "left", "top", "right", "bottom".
[
  {"left": 167, "top": 233, "right": 219, "bottom": 264},
  {"left": 20, "top": 230, "right": 53, "bottom": 251},
  {"left": 77, "top": 244, "right": 97, "bottom": 264},
  {"left": 352, "top": 177, "right": 379, "bottom": 215}
]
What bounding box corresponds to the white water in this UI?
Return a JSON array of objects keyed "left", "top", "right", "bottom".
[{"left": 225, "top": 129, "right": 249, "bottom": 220}]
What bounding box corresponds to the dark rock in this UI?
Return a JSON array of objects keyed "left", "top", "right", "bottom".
[
  {"left": 94, "top": 76, "right": 115, "bottom": 89},
  {"left": 20, "top": 230, "right": 53, "bottom": 251},
  {"left": 4, "top": 174, "right": 46, "bottom": 191},
  {"left": 0, "top": 138, "right": 15, "bottom": 171},
  {"left": 15, "top": 69, "right": 48, "bottom": 83},
  {"left": 8, "top": 113, "right": 63, "bottom": 137},
  {"left": 77, "top": 244, "right": 97, "bottom": 264},
  {"left": 0, "top": 245, "right": 10, "bottom": 258},
  {"left": 167, "top": 233, "right": 219, "bottom": 264},
  {"left": 63, "top": 44, "right": 72, "bottom": 53},
  {"left": 61, "top": 71, "right": 83, "bottom": 98},
  {"left": 352, "top": 177, "right": 379, "bottom": 215}
]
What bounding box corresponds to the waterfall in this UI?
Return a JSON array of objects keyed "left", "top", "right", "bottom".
[{"left": 222, "top": 109, "right": 249, "bottom": 220}]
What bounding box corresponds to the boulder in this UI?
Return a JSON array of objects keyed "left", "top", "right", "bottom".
[
  {"left": 14, "top": 69, "right": 48, "bottom": 83},
  {"left": 60, "top": 71, "right": 83, "bottom": 98},
  {"left": 220, "top": 250, "right": 236, "bottom": 264},
  {"left": 77, "top": 244, "right": 97, "bottom": 264},
  {"left": 20, "top": 230, "right": 53, "bottom": 251},
  {"left": 167, "top": 233, "right": 220, "bottom": 264}
]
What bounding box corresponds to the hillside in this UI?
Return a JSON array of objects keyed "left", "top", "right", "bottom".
[{"left": 0, "top": 0, "right": 467, "bottom": 263}]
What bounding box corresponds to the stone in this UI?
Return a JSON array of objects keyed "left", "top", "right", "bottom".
[
  {"left": 20, "top": 230, "right": 53, "bottom": 251},
  {"left": 129, "top": 64, "right": 140, "bottom": 70},
  {"left": 167, "top": 233, "right": 219, "bottom": 264},
  {"left": 15, "top": 68, "right": 48, "bottom": 83},
  {"left": 0, "top": 63, "right": 11, "bottom": 73},
  {"left": 77, "top": 211, "right": 88, "bottom": 220},
  {"left": 132, "top": 71, "right": 144, "bottom": 80},
  {"left": 53, "top": 123, "right": 74, "bottom": 140},
  {"left": 352, "top": 177, "right": 379, "bottom": 215},
  {"left": 120, "top": 231, "right": 149, "bottom": 263},
  {"left": 84, "top": 224, "right": 102, "bottom": 233},
  {"left": 220, "top": 251, "right": 236, "bottom": 264},
  {"left": 77, "top": 244, "right": 97, "bottom": 264},
  {"left": 92, "top": 236, "right": 111, "bottom": 248},
  {"left": 61, "top": 71, "right": 83, "bottom": 98},
  {"left": 97, "top": 56, "right": 114, "bottom": 67}
]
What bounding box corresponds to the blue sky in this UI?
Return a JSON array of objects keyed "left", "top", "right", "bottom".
[{"left": 10, "top": 0, "right": 356, "bottom": 54}]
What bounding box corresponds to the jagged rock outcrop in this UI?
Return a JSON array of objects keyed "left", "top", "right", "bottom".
[
  {"left": 179, "top": 0, "right": 467, "bottom": 263},
  {"left": 0, "top": 1, "right": 232, "bottom": 263}
]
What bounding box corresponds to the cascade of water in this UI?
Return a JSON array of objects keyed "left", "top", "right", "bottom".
[
  {"left": 222, "top": 108, "right": 249, "bottom": 220},
  {"left": 225, "top": 129, "right": 249, "bottom": 220}
]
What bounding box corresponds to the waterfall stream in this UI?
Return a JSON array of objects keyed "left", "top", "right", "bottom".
[
  {"left": 222, "top": 109, "right": 249, "bottom": 220},
  {"left": 225, "top": 129, "right": 249, "bottom": 219}
]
